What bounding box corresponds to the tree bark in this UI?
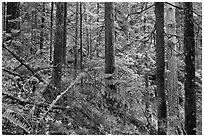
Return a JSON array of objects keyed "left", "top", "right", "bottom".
[
  {"left": 50, "top": 2, "right": 54, "bottom": 63},
  {"left": 40, "top": 3, "right": 45, "bottom": 50},
  {"left": 166, "top": 3, "right": 180, "bottom": 135},
  {"left": 62, "top": 2, "right": 67, "bottom": 65},
  {"left": 6, "top": 2, "right": 20, "bottom": 33},
  {"left": 184, "top": 2, "right": 196, "bottom": 135},
  {"left": 155, "top": 2, "right": 167, "bottom": 135},
  {"left": 53, "top": 2, "right": 64, "bottom": 91},
  {"left": 74, "top": 2, "right": 79, "bottom": 79}
]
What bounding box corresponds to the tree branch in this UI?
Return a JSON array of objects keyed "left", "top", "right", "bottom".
[{"left": 126, "top": 4, "right": 154, "bottom": 19}]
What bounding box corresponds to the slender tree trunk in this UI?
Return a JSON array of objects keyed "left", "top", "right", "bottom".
[
  {"left": 79, "top": 2, "right": 83, "bottom": 71},
  {"left": 166, "top": 3, "right": 179, "bottom": 135},
  {"left": 96, "top": 3, "right": 100, "bottom": 58},
  {"left": 6, "top": 2, "right": 20, "bottom": 33},
  {"left": 2, "top": 2, "right": 6, "bottom": 31},
  {"left": 40, "top": 3, "right": 45, "bottom": 50},
  {"left": 50, "top": 2, "right": 54, "bottom": 63},
  {"left": 53, "top": 2, "right": 64, "bottom": 91},
  {"left": 62, "top": 2, "right": 67, "bottom": 65},
  {"left": 74, "top": 2, "right": 79, "bottom": 79},
  {"left": 155, "top": 2, "right": 167, "bottom": 135},
  {"left": 105, "top": 2, "right": 116, "bottom": 95},
  {"left": 184, "top": 2, "right": 196, "bottom": 135}
]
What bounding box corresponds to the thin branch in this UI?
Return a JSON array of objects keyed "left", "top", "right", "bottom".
[
  {"left": 165, "top": 2, "right": 202, "bottom": 17},
  {"left": 2, "top": 68, "right": 23, "bottom": 79},
  {"left": 126, "top": 4, "right": 154, "bottom": 19}
]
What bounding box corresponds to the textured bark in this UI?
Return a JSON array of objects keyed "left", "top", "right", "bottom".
[
  {"left": 155, "top": 2, "right": 167, "bottom": 135},
  {"left": 53, "top": 3, "right": 64, "bottom": 91},
  {"left": 184, "top": 2, "right": 196, "bottom": 135},
  {"left": 6, "top": 2, "right": 20, "bottom": 33},
  {"left": 79, "top": 2, "right": 83, "bottom": 71},
  {"left": 40, "top": 3, "right": 45, "bottom": 50},
  {"left": 166, "top": 3, "right": 180, "bottom": 135},
  {"left": 50, "top": 2, "right": 54, "bottom": 63},
  {"left": 62, "top": 2, "right": 67, "bottom": 65},
  {"left": 105, "top": 2, "right": 114, "bottom": 74},
  {"left": 74, "top": 2, "right": 79, "bottom": 78}
]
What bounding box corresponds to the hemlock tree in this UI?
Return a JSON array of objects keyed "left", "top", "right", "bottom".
[
  {"left": 155, "top": 2, "right": 167, "bottom": 135},
  {"left": 184, "top": 2, "right": 196, "bottom": 135}
]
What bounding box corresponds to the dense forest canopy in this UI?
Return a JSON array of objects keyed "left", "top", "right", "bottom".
[{"left": 2, "top": 2, "right": 202, "bottom": 135}]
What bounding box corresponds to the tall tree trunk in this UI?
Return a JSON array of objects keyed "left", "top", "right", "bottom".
[
  {"left": 53, "top": 2, "right": 64, "bottom": 91},
  {"left": 166, "top": 3, "right": 179, "bottom": 135},
  {"left": 96, "top": 3, "right": 100, "bottom": 58},
  {"left": 40, "top": 3, "right": 45, "bottom": 50},
  {"left": 105, "top": 2, "right": 116, "bottom": 95},
  {"left": 184, "top": 2, "right": 196, "bottom": 135},
  {"left": 62, "top": 2, "right": 67, "bottom": 65},
  {"left": 74, "top": 2, "right": 79, "bottom": 79},
  {"left": 2, "top": 2, "right": 6, "bottom": 31},
  {"left": 50, "top": 2, "right": 54, "bottom": 63},
  {"left": 6, "top": 2, "right": 20, "bottom": 33},
  {"left": 155, "top": 2, "right": 167, "bottom": 135},
  {"left": 79, "top": 2, "right": 83, "bottom": 71}
]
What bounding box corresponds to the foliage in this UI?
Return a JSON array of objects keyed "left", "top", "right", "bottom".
[{"left": 2, "top": 2, "right": 202, "bottom": 135}]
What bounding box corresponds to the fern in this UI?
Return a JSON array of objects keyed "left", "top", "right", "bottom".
[{"left": 3, "top": 109, "right": 32, "bottom": 134}]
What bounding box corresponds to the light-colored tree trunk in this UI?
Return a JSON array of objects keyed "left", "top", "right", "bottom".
[{"left": 166, "top": 3, "right": 180, "bottom": 135}]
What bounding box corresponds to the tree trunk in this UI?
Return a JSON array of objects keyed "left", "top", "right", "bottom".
[
  {"left": 74, "top": 2, "right": 79, "bottom": 79},
  {"left": 105, "top": 2, "right": 116, "bottom": 95},
  {"left": 62, "top": 2, "right": 67, "bottom": 65},
  {"left": 184, "top": 2, "right": 196, "bottom": 135},
  {"left": 50, "top": 2, "right": 54, "bottom": 63},
  {"left": 79, "top": 2, "right": 83, "bottom": 71},
  {"left": 40, "top": 3, "right": 45, "bottom": 50},
  {"left": 155, "top": 2, "right": 167, "bottom": 135},
  {"left": 6, "top": 2, "right": 20, "bottom": 33},
  {"left": 166, "top": 3, "right": 180, "bottom": 135},
  {"left": 53, "top": 2, "right": 64, "bottom": 91}
]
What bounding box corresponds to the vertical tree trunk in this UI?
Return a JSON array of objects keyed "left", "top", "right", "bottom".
[
  {"left": 166, "top": 3, "right": 179, "bottom": 135},
  {"left": 53, "top": 2, "right": 64, "bottom": 91},
  {"left": 40, "top": 3, "right": 45, "bottom": 50},
  {"left": 2, "top": 2, "right": 6, "bottom": 31},
  {"left": 6, "top": 2, "right": 20, "bottom": 33},
  {"left": 50, "top": 2, "right": 54, "bottom": 63},
  {"left": 62, "top": 2, "right": 67, "bottom": 65},
  {"left": 96, "top": 3, "right": 100, "bottom": 58},
  {"left": 79, "top": 2, "right": 83, "bottom": 71},
  {"left": 105, "top": 2, "right": 114, "bottom": 75},
  {"left": 74, "top": 2, "right": 79, "bottom": 79},
  {"left": 105, "top": 2, "right": 116, "bottom": 95},
  {"left": 184, "top": 2, "right": 196, "bottom": 135},
  {"left": 155, "top": 2, "right": 167, "bottom": 135}
]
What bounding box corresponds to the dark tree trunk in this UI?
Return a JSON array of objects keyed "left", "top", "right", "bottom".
[
  {"left": 155, "top": 2, "right": 167, "bottom": 135},
  {"left": 40, "top": 3, "right": 45, "bottom": 50},
  {"left": 105, "top": 2, "right": 114, "bottom": 75},
  {"left": 62, "top": 2, "right": 67, "bottom": 65},
  {"left": 79, "top": 2, "right": 83, "bottom": 71},
  {"left": 105, "top": 2, "right": 117, "bottom": 96},
  {"left": 50, "top": 2, "right": 54, "bottom": 63},
  {"left": 2, "top": 2, "right": 6, "bottom": 31},
  {"left": 53, "top": 2, "right": 64, "bottom": 91},
  {"left": 74, "top": 2, "right": 79, "bottom": 79},
  {"left": 6, "top": 2, "right": 20, "bottom": 33},
  {"left": 184, "top": 2, "right": 196, "bottom": 135}
]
